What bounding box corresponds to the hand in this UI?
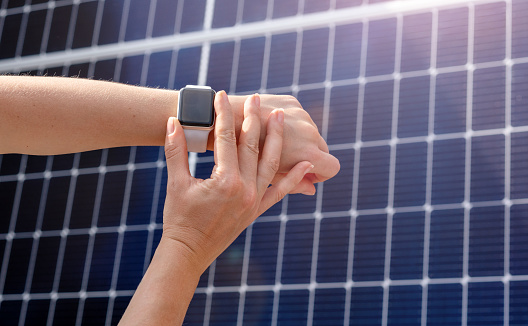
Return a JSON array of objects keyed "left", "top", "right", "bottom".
[
  {"left": 163, "top": 92, "right": 313, "bottom": 273},
  {"left": 213, "top": 95, "right": 341, "bottom": 195}
]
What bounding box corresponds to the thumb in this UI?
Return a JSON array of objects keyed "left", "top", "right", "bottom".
[{"left": 164, "top": 117, "right": 191, "bottom": 180}]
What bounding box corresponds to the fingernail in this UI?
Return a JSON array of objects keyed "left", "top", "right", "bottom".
[
  {"left": 277, "top": 108, "right": 284, "bottom": 125},
  {"left": 304, "top": 164, "right": 314, "bottom": 176},
  {"left": 253, "top": 93, "right": 260, "bottom": 107},
  {"left": 167, "top": 117, "right": 176, "bottom": 136}
]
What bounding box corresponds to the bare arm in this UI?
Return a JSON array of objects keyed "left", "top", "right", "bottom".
[{"left": 0, "top": 75, "right": 339, "bottom": 190}]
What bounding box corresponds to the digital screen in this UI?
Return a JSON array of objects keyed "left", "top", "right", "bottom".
[{"left": 178, "top": 87, "right": 215, "bottom": 127}]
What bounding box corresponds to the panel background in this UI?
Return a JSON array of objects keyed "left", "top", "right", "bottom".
[{"left": 1, "top": 0, "right": 528, "bottom": 325}]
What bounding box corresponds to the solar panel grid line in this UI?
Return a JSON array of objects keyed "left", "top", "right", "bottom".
[
  {"left": 104, "top": 146, "right": 136, "bottom": 325},
  {"left": 89, "top": 0, "right": 105, "bottom": 47},
  {"left": 235, "top": 223, "right": 252, "bottom": 326},
  {"left": 17, "top": 156, "right": 53, "bottom": 326},
  {"left": 0, "top": 154, "right": 27, "bottom": 297},
  {"left": 269, "top": 207, "right": 288, "bottom": 326},
  {"left": 12, "top": 0, "right": 29, "bottom": 58},
  {"left": 0, "top": 0, "right": 506, "bottom": 74},
  {"left": 37, "top": 1, "right": 53, "bottom": 54},
  {"left": 46, "top": 152, "right": 82, "bottom": 325}
]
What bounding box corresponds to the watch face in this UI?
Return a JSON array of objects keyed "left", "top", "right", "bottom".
[{"left": 178, "top": 87, "right": 215, "bottom": 127}]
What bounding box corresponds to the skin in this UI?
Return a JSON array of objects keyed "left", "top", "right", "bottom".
[
  {"left": 119, "top": 92, "right": 313, "bottom": 325},
  {"left": 0, "top": 76, "right": 339, "bottom": 194}
]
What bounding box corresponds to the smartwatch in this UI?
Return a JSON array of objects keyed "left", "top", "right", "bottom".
[{"left": 177, "top": 85, "right": 216, "bottom": 153}]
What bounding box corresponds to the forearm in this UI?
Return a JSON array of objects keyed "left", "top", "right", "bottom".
[{"left": 119, "top": 237, "right": 202, "bottom": 325}]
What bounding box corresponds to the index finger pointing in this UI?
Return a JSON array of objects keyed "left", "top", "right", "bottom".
[{"left": 213, "top": 91, "right": 239, "bottom": 172}]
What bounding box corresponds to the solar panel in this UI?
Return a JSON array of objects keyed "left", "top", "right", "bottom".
[{"left": 1, "top": 0, "right": 528, "bottom": 325}]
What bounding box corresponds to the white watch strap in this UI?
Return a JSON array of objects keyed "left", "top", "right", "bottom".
[{"left": 183, "top": 129, "right": 210, "bottom": 153}]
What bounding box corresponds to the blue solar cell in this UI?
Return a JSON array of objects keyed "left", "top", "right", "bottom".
[
  {"left": 0, "top": 300, "right": 22, "bottom": 325},
  {"left": 236, "top": 37, "right": 266, "bottom": 93},
  {"left": 124, "top": 0, "right": 150, "bottom": 42},
  {"left": 510, "top": 281, "right": 528, "bottom": 326},
  {"left": 147, "top": 51, "right": 173, "bottom": 89},
  {"left": 214, "top": 230, "right": 245, "bottom": 286},
  {"left": 14, "top": 179, "right": 43, "bottom": 233},
  {"left": 30, "top": 236, "right": 60, "bottom": 293},
  {"left": 350, "top": 286, "right": 383, "bottom": 325},
  {"left": 21, "top": 10, "right": 47, "bottom": 56},
  {"left": 304, "top": 0, "right": 330, "bottom": 13},
  {"left": 97, "top": 171, "right": 127, "bottom": 227},
  {"left": 247, "top": 221, "right": 280, "bottom": 286},
  {"left": 387, "top": 285, "right": 422, "bottom": 326},
  {"left": 241, "top": 0, "right": 268, "bottom": 23},
  {"left": 313, "top": 288, "right": 346, "bottom": 325},
  {"left": 72, "top": 2, "right": 98, "bottom": 49},
  {"left": 474, "top": 2, "right": 506, "bottom": 64},
  {"left": 336, "top": 0, "right": 363, "bottom": 8},
  {"left": 119, "top": 55, "right": 145, "bottom": 86},
  {"left": 94, "top": 59, "right": 117, "bottom": 81},
  {"left": 207, "top": 41, "right": 235, "bottom": 92},
  {"left": 277, "top": 290, "right": 309, "bottom": 325},
  {"left": 431, "top": 138, "right": 465, "bottom": 205},
  {"left": 0, "top": 181, "right": 17, "bottom": 233},
  {"left": 116, "top": 230, "right": 148, "bottom": 290},
  {"left": 154, "top": 167, "right": 167, "bottom": 225},
  {"left": 299, "top": 28, "right": 329, "bottom": 85},
  {"left": 332, "top": 23, "right": 362, "bottom": 81},
  {"left": 353, "top": 214, "right": 387, "bottom": 281},
  {"left": 0, "top": 14, "right": 22, "bottom": 59},
  {"left": 173, "top": 46, "right": 202, "bottom": 89},
  {"left": 68, "top": 62, "right": 90, "bottom": 78},
  {"left": 322, "top": 149, "right": 354, "bottom": 212},
  {"left": 365, "top": 18, "right": 397, "bottom": 77},
  {"left": 473, "top": 66, "right": 505, "bottom": 130},
  {"left": 6, "top": 0, "right": 24, "bottom": 8},
  {"left": 467, "top": 282, "right": 504, "bottom": 325},
  {"left": 135, "top": 146, "right": 161, "bottom": 164},
  {"left": 152, "top": 0, "right": 180, "bottom": 37},
  {"left": 0, "top": 154, "right": 21, "bottom": 176},
  {"left": 287, "top": 191, "right": 317, "bottom": 215},
  {"left": 82, "top": 297, "right": 109, "bottom": 325},
  {"left": 470, "top": 135, "right": 505, "bottom": 202},
  {"left": 427, "top": 283, "right": 463, "bottom": 326},
  {"left": 281, "top": 219, "right": 314, "bottom": 284},
  {"left": 58, "top": 235, "right": 89, "bottom": 292},
  {"left": 41, "top": 176, "right": 70, "bottom": 231},
  {"left": 401, "top": 13, "right": 432, "bottom": 73},
  {"left": 397, "top": 76, "right": 430, "bottom": 138},
  {"left": 98, "top": 0, "right": 124, "bottom": 45},
  {"left": 362, "top": 81, "right": 393, "bottom": 141},
  {"left": 510, "top": 205, "right": 528, "bottom": 275},
  {"left": 272, "top": 0, "right": 299, "bottom": 18},
  {"left": 243, "top": 291, "right": 274, "bottom": 324},
  {"left": 428, "top": 209, "right": 464, "bottom": 279},
  {"left": 184, "top": 293, "right": 207, "bottom": 325},
  {"left": 512, "top": 63, "right": 528, "bottom": 127},
  {"left": 437, "top": 8, "right": 468, "bottom": 68},
  {"left": 512, "top": 0, "right": 528, "bottom": 59},
  {"left": 2, "top": 238, "right": 32, "bottom": 294},
  {"left": 434, "top": 71, "right": 467, "bottom": 134},
  {"left": 327, "top": 85, "right": 358, "bottom": 145},
  {"left": 210, "top": 292, "right": 240, "bottom": 325},
  {"left": 317, "top": 216, "right": 349, "bottom": 283},
  {"left": 180, "top": 0, "right": 206, "bottom": 33},
  {"left": 469, "top": 206, "right": 504, "bottom": 277},
  {"left": 267, "top": 32, "right": 297, "bottom": 89},
  {"left": 390, "top": 212, "right": 425, "bottom": 280},
  {"left": 126, "top": 168, "right": 156, "bottom": 225},
  {"left": 87, "top": 232, "right": 118, "bottom": 291},
  {"left": 394, "top": 142, "right": 427, "bottom": 207},
  {"left": 54, "top": 298, "right": 79, "bottom": 324},
  {"left": 357, "top": 146, "right": 390, "bottom": 210},
  {"left": 111, "top": 296, "right": 133, "bottom": 325},
  {"left": 25, "top": 300, "right": 51, "bottom": 325},
  {"left": 51, "top": 153, "right": 75, "bottom": 171},
  {"left": 511, "top": 132, "right": 528, "bottom": 199},
  {"left": 69, "top": 173, "right": 99, "bottom": 230},
  {"left": 212, "top": 0, "right": 238, "bottom": 28}
]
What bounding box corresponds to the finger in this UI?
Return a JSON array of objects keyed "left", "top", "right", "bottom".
[
  {"left": 164, "top": 117, "right": 191, "bottom": 184},
  {"left": 309, "top": 151, "right": 341, "bottom": 183},
  {"left": 271, "top": 173, "right": 316, "bottom": 195},
  {"left": 258, "top": 161, "right": 314, "bottom": 216},
  {"left": 256, "top": 109, "right": 284, "bottom": 194},
  {"left": 213, "top": 91, "right": 238, "bottom": 173},
  {"left": 238, "top": 94, "right": 261, "bottom": 182}
]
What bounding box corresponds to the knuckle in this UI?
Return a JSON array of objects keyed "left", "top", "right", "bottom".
[
  {"left": 218, "top": 174, "right": 243, "bottom": 196},
  {"left": 164, "top": 143, "right": 185, "bottom": 162},
  {"left": 266, "top": 157, "right": 280, "bottom": 174},
  {"left": 217, "top": 127, "right": 237, "bottom": 144},
  {"left": 244, "top": 140, "right": 260, "bottom": 156},
  {"left": 242, "top": 188, "right": 258, "bottom": 207}
]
